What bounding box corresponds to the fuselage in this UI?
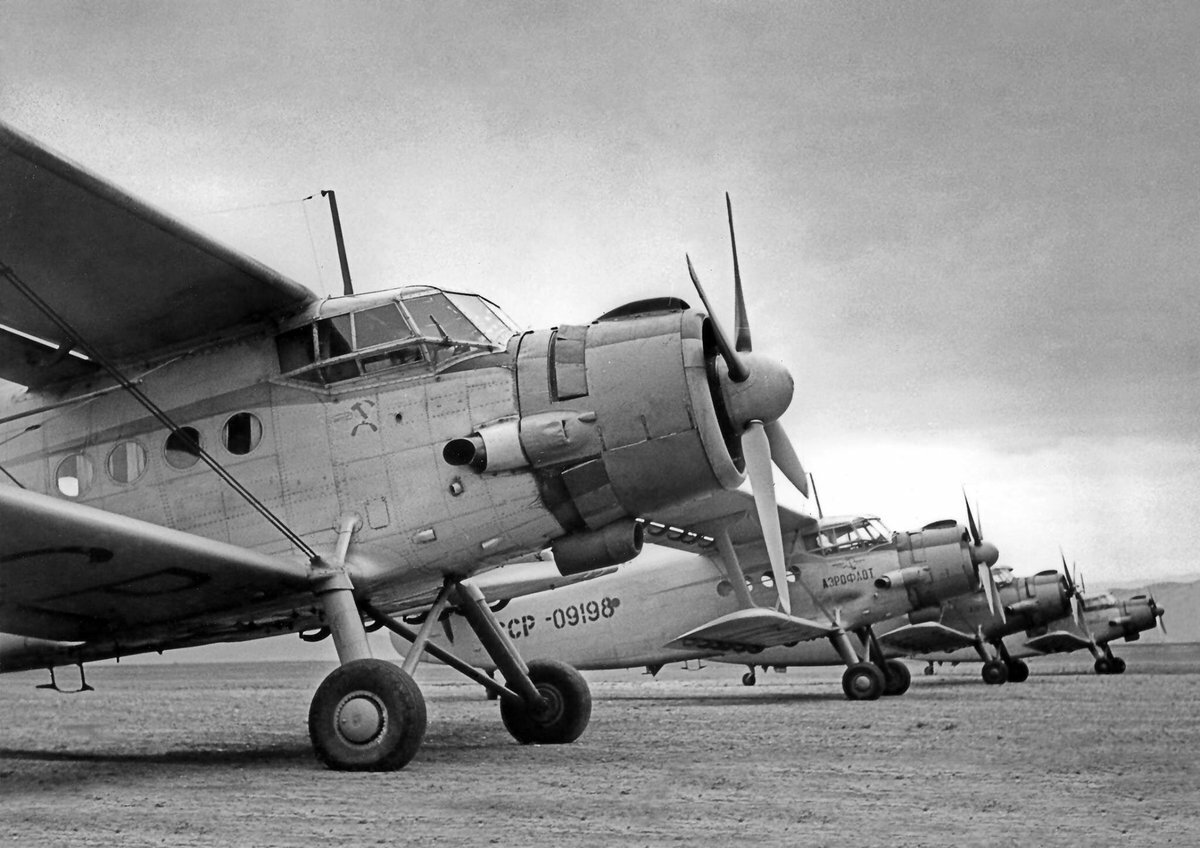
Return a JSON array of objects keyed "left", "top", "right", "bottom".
[{"left": 1, "top": 286, "right": 770, "bottom": 666}]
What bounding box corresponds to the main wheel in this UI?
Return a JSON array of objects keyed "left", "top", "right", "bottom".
[
  {"left": 842, "top": 662, "right": 885, "bottom": 700},
  {"left": 1005, "top": 659, "right": 1030, "bottom": 683},
  {"left": 308, "top": 659, "right": 427, "bottom": 771},
  {"left": 981, "top": 660, "right": 1009, "bottom": 685},
  {"left": 742, "top": 670, "right": 757, "bottom": 687},
  {"left": 1111, "top": 656, "right": 1127, "bottom": 674},
  {"left": 500, "top": 659, "right": 592, "bottom": 745},
  {"left": 1095, "top": 657, "right": 1112, "bottom": 675},
  {"left": 882, "top": 659, "right": 912, "bottom": 696}
]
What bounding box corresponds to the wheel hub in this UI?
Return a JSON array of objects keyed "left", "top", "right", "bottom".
[
  {"left": 850, "top": 673, "right": 873, "bottom": 697},
  {"left": 337, "top": 693, "right": 385, "bottom": 744}
]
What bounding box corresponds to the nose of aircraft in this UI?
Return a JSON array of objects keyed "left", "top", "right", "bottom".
[{"left": 716, "top": 352, "right": 795, "bottom": 429}]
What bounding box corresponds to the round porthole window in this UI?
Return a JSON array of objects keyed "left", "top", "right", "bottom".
[
  {"left": 55, "top": 453, "right": 94, "bottom": 497},
  {"left": 164, "top": 426, "right": 202, "bottom": 470},
  {"left": 107, "top": 441, "right": 147, "bottom": 483},
  {"left": 221, "top": 412, "right": 262, "bottom": 456}
]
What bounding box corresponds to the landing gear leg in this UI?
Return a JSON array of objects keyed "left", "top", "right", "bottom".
[
  {"left": 830, "top": 630, "right": 883, "bottom": 701},
  {"left": 995, "top": 641, "right": 1029, "bottom": 683},
  {"left": 860, "top": 627, "right": 910, "bottom": 696},
  {"left": 1094, "top": 645, "right": 1125, "bottom": 675},
  {"left": 452, "top": 579, "right": 591, "bottom": 745},
  {"left": 307, "top": 551, "right": 426, "bottom": 771}
]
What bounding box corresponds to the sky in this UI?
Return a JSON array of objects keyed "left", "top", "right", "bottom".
[{"left": 1, "top": 0, "right": 1198, "bottom": 614}]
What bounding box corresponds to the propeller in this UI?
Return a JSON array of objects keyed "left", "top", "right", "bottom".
[
  {"left": 683, "top": 195, "right": 810, "bottom": 614},
  {"left": 962, "top": 491, "right": 1002, "bottom": 620},
  {"left": 1060, "top": 549, "right": 1086, "bottom": 629},
  {"left": 1150, "top": 593, "right": 1167, "bottom": 636}
]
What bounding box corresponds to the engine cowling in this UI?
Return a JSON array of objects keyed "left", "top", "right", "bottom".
[{"left": 445, "top": 305, "right": 752, "bottom": 533}]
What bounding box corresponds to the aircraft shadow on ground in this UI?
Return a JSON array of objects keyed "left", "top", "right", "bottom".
[{"left": 0, "top": 742, "right": 312, "bottom": 768}]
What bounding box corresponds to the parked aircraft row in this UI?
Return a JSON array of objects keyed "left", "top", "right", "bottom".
[
  {"left": 390, "top": 516, "right": 1165, "bottom": 695},
  {"left": 0, "top": 120, "right": 1162, "bottom": 773}
]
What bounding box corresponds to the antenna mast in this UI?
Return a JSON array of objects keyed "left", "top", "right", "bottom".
[{"left": 321, "top": 189, "right": 354, "bottom": 296}]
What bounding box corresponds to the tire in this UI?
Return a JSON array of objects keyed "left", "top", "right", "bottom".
[
  {"left": 882, "top": 659, "right": 912, "bottom": 696},
  {"left": 500, "top": 659, "right": 592, "bottom": 745},
  {"left": 981, "top": 660, "right": 1009, "bottom": 685},
  {"left": 308, "top": 659, "right": 427, "bottom": 771},
  {"left": 742, "top": 671, "right": 757, "bottom": 687},
  {"left": 842, "top": 662, "right": 885, "bottom": 701},
  {"left": 1111, "top": 656, "right": 1127, "bottom": 674},
  {"left": 1005, "top": 659, "right": 1030, "bottom": 683},
  {"left": 1095, "top": 658, "right": 1112, "bottom": 675}
]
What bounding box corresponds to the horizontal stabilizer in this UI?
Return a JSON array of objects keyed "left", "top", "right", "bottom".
[
  {"left": 877, "top": 622, "right": 977, "bottom": 654},
  {"left": 1023, "top": 630, "right": 1093, "bottom": 654},
  {"left": 665, "top": 608, "right": 831, "bottom": 653}
]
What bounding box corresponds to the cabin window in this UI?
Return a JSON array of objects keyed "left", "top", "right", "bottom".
[
  {"left": 107, "top": 441, "right": 147, "bottom": 483},
  {"left": 55, "top": 453, "right": 94, "bottom": 497},
  {"left": 222, "top": 412, "right": 262, "bottom": 456},
  {"left": 164, "top": 426, "right": 203, "bottom": 470}
]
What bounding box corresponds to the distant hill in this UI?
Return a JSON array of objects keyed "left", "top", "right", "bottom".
[{"left": 1101, "top": 578, "right": 1200, "bottom": 645}]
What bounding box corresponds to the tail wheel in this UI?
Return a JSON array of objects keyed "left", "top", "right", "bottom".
[
  {"left": 981, "top": 660, "right": 1008, "bottom": 685},
  {"left": 308, "top": 659, "right": 427, "bottom": 771},
  {"left": 500, "top": 659, "right": 592, "bottom": 745},
  {"left": 742, "top": 670, "right": 757, "bottom": 687},
  {"left": 882, "top": 659, "right": 912, "bottom": 696},
  {"left": 1005, "top": 659, "right": 1030, "bottom": 683},
  {"left": 842, "top": 662, "right": 885, "bottom": 701}
]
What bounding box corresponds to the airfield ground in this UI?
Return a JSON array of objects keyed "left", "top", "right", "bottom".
[{"left": 2, "top": 645, "right": 1197, "bottom": 847}]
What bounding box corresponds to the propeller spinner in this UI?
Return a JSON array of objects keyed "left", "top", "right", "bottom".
[{"left": 685, "top": 196, "right": 809, "bottom": 614}]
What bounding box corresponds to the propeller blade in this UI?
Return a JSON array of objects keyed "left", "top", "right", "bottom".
[
  {"left": 978, "top": 564, "right": 1005, "bottom": 623},
  {"left": 763, "top": 419, "right": 809, "bottom": 497},
  {"left": 686, "top": 254, "right": 749, "bottom": 382},
  {"left": 726, "top": 194, "right": 752, "bottom": 353},
  {"left": 743, "top": 421, "right": 791, "bottom": 614},
  {"left": 1060, "top": 549, "right": 1078, "bottom": 597},
  {"left": 962, "top": 489, "right": 982, "bottom": 547}
]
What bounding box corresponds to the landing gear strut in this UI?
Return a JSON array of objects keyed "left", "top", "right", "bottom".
[{"left": 307, "top": 523, "right": 590, "bottom": 770}]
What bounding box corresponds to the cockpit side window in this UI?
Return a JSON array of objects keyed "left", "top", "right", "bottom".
[
  {"left": 404, "top": 293, "right": 489, "bottom": 345},
  {"left": 354, "top": 304, "right": 414, "bottom": 349}
]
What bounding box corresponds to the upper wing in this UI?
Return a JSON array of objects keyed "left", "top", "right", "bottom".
[
  {"left": 876, "top": 622, "right": 978, "bottom": 655},
  {"left": 0, "top": 484, "right": 313, "bottom": 669},
  {"left": 0, "top": 121, "right": 316, "bottom": 386},
  {"left": 664, "top": 608, "right": 833, "bottom": 653},
  {"left": 643, "top": 489, "right": 817, "bottom": 556}
]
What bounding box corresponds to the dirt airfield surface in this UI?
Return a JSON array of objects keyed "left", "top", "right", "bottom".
[{"left": 2, "top": 646, "right": 1197, "bottom": 848}]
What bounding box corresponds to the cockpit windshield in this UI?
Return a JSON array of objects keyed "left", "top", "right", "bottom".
[
  {"left": 802, "top": 516, "right": 892, "bottom": 554},
  {"left": 1081, "top": 592, "right": 1117, "bottom": 611},
  {"left": 275, "top": 287, "right": 519, "bottom": 386}
]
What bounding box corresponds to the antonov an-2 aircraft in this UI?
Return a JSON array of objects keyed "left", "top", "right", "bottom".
[
  {"left": 392, "top": 504, "right": 1003, "bottom": 700},
  {"left": 0, "top": 122, "right": 810, "bottom": 770}
]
